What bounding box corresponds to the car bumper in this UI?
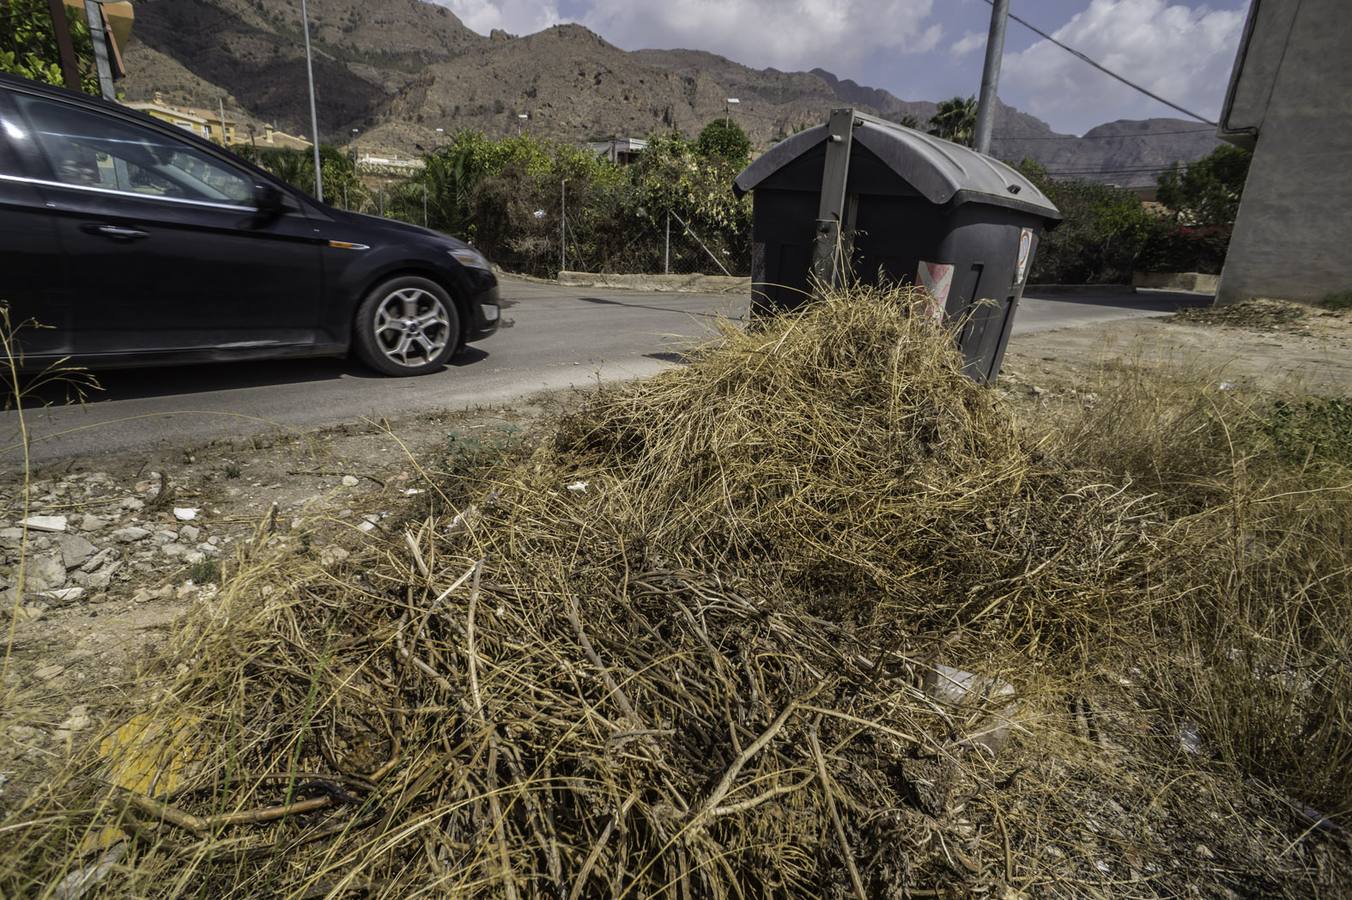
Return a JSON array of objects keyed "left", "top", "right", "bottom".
[{"left": 466, "top": 283, "right": 501, "bottom": 342}]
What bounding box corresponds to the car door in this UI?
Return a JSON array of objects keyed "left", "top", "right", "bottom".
[
  {"left": 0, "top": 88, "right": 72, "bottom": 360},
  {"left": 10, "top": 89, "right": 325, "bottom": 358}
]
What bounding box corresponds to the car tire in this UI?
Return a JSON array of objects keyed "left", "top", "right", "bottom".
[{"left": 353, "top": 276, "right": 461, "bottom": 377}]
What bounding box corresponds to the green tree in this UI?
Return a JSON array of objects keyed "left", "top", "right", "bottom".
[
  {"left": 1156, "top": 144, "right": 1251, "bottom": 225},
  {"left": 234, "top": 145, "right": 368, "bottom": 210},
  {"left": 896, "top": 114, "right": 921, "bottom": 130},
  {"left": 695, "top": 119, "right": 752, "bottom": 165},
  {"left": 0, "top": 0, "right": 98, "bottom": 94},
  {"left": 927, "top": 96, "right": 977, "bottom": 146},
  {"left": 1016, "top": 159, "right": 1157, "bottom": 284}
]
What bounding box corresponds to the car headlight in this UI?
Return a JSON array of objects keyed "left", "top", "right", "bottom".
[{"left": 448, "top": 247, "right": 491, "bottom": 270}]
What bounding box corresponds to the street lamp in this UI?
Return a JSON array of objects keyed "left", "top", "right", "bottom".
[
  {"left": 350, "top": 127, "right": 359, "bottom": 166},
  {"left": 725, "top": 97, "right": 740, "bottom": 126},
  {"left": 299, "top": 0, "right": 323, "bottom": 201},
  {"left": 517, "top": 113, "right": 529, "bottom": 136}
]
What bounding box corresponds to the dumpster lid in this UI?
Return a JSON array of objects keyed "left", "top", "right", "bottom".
[{"left": 734, "top": 109, "right": 1061, "bottom": 222}]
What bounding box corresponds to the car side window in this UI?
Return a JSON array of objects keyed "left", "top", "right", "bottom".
[
  {"left": 14, "top": 94, "right": 254, "bottom": 205},
  {"left": 0, "top": 95, "right": 28, "bottom": 176}
]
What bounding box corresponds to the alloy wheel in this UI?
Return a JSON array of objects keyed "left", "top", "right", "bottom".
[{"left": 373, "top": 287, "right": 452, "bottom": 368}]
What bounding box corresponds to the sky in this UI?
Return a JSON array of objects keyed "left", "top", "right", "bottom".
[{"left": 430, "top": 0, "right": 1252, "bottom": 135}]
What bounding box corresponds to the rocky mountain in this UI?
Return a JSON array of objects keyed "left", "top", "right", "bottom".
[{"left": 118, "top": 0, "right": 1219, "bottom": 186}]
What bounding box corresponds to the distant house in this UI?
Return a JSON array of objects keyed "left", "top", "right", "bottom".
[
  {"left": 587, "top": 137, "right": 648, "bottom": 165},
  {"left": 1215, "top": 0, "right": 1352, "bottom": 305},
  {"left": 123, "top": 98, "right": 211, "bottom": 140},
  {"left": 123, "top": 93, "right": 240, "bottom": 145},
  {"left": 356, "top": 152, "right": 426, "bottom": 175},
  {"left": 252, "top": 123, "right": 313, "bottom": 152}
]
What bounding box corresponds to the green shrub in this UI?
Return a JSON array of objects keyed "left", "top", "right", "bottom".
[
  {"left": 1322, "top": 290, "right": 1352, "bottom": 311},
  {"left": 1016, "top": 160, "right": 1157, "bottom": 284}
]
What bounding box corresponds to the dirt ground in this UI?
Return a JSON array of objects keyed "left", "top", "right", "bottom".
[{"left": 2, "top": 299, "right": 1349, "bottom": 807}]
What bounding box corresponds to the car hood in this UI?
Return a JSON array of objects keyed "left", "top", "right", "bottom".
[{"left": 324, "top": 207, "right": 470, "bottom": 250}]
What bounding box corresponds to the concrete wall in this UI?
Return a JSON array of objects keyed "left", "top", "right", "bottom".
[{"left": 1217, "top": 0, "right": 1352, "bottom": 305}]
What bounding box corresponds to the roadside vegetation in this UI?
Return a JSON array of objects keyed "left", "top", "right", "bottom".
[
  {"left": 2, "top": 285, "right": 1348, "bottom": 897},
  {"left": 226, "top": 114, "right": 1249, "bottom": 286}
]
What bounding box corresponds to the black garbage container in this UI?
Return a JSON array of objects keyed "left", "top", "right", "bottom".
[{"left": 734, "top": 108, "right": 1061, "bottom": 382}]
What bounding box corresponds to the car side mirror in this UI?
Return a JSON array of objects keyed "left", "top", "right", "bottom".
[{"left": 253, "top": 182, "right": 288, "bottom": 217}]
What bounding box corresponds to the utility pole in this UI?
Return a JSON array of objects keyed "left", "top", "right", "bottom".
[
  {"left": 299, "top": 0, "right": 324, "bottom": 201},
  {"left": 83, "top": 1, "right": 115, "bottom": 99},
  {"left": 973, "top": 0, "right": 1009, "bottom": 155},
  {"left": 559, "top": 179, "right": 567, "bottom": 274},
  {"left": 664, "top": 212, "right": 671, "bottom": 275},
  {"left": 46, "top": 0, "right": 81, "bottom": 92},
  {"left": 217, "top": 96, "right": 227, "bottom": 145}
]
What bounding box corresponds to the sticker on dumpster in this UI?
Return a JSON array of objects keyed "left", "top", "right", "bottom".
[
  {"left": 917, "top": 261, "right": 954, "bottom": 321},
  {"left": 1015, "top": 228, "right": 1034, "bottom": 285}
]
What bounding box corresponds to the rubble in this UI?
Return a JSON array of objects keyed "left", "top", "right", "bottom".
[{"left": 21, "top": 516, "right": 68, "bottom": 533}]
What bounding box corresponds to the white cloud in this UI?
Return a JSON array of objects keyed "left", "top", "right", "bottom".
[
  {"left": 580, "top": 0, "right": 942, "bottom": 71},
  {"left": 1002, "top": 0, "right": 1246, "bottom": 133},
  {"left": 951, "top": 30, "right": 984, "bottom": 57},
  {"left": 431, "top": 0, "right": 562, "bottom": 36}
]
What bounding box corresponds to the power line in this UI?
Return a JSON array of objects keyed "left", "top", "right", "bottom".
[
  {"left": 992, "top": 127, "right": 1215, "bottom": 142},
  {"left": 984, "top": 0, "right": 1218, "bottom": 126}
]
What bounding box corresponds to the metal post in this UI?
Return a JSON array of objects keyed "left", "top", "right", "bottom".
[
  {"left": 83, "top": 1, "right": 114, "bottom": 99},
  {"left": 809, "top": 108, "right": 856, "bottom": 291},
  {"left": 560, "top": 179, "right": 567, "bottom": 275},
  {"left": 973, "top": 0, "right": 1009, "bottom": 155},
  {"left": 379, "top": 186, "right": 385, "bottom": 217},
  {"left": 46, "top": 0, "right": 81, "bottom": 92},
  {"left": 664, "top": 212, "right": 671, "bottom": 275},
  {"left": 217, "top": 96, "right": 227, "bottom": 145},
  {"left": 423, "top": 182, "right": 428, "bottom": 227},
  {"left": 299, "top": 0, "right": 324, "bottom": 201}
]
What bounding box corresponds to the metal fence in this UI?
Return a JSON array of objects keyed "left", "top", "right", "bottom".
[
  {"left": 560, "top": 199, "right": 749, "bottom": 278},
  {"left": 329, "top": 176, "right": 750, "bottom": 279}
]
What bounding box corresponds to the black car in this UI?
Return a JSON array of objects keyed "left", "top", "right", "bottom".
[{"left": 0, "top": 73, "right": 499, "bottom": 377}]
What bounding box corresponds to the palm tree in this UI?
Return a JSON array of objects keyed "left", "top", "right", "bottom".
[
  {"left": 927, "top": 96, "right": 977, "bottom": 147},
  {"left": 896, "top": 114, "right": 921, "bottom": 130}
]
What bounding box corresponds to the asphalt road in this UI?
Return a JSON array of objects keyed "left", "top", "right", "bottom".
[{"left": 1, "top": 280, "right": 1206, "bottom": 469}]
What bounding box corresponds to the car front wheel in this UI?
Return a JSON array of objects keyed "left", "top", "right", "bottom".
[{"left": 353, "top": 276, "right": 461, "bottom": 376}]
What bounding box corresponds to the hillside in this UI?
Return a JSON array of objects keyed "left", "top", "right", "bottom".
[{"left": 118, "top": 0, "right": 1219, "bottom": 185}]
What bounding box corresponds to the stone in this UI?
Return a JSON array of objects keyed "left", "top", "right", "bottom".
[
  {"left": 110, "top": 526, "right": 151, "bottom": 543},
  {"left": 319, "top": 547, "right": 350, "bottom": 567},
  {"left": 925, "top": 664, "right": 1020, "bottom": 756},
  {"left": 21, "top": 515, "right": 67, "bottom": 533},
  {"left": 0, "top": 527, "right": 25, "bottom": 546},
  {"left": 14, "top": 605, "right": 44, "bottom": 622},
  {"left": 41, "top": 586, "right": 85, "bottom": 605},
  {"left": 8, "top": 724, "right": 40, "bottom": 742},
  {"left": 79, "top": 514, "right": 109, "bottom": 531},
  {"left": 33, "top": 664, "right": 64, "bottom": 681},
  {"left": 84, "top": 561, "right": 121, "bottom": 590},
  {"left": 58, "top": 534, "right": 98, "bottom": 568},
  {"left": 153, "top": 530, "right": 179, "bottom": 545},
  {"left": 132, "top": 585, "right": 174, "bottom": 604},
  {"left": 173, "top": 507, "right": 199, "bottom": 522},
  {"left": 59, "top": 706, "right": 92, "bottom": 733},
  {"left": 121, "top": 498, "right": 145, "bottom": 512},
  {"left": 161, "top": 543, "right": 187, "bottom": 558},
  {"left": 341, "top": 475, "right": 360, "bottom": 487},
  {"left": 80, "top": 548, "right": 115, "bottom": 573},
  {"left": 25, "top": 554, "right": 67, "bottom": 592},
  {"left": 925, "top": 665, "right": 1015, "bottom": 707},
  {"left": 179, "top": 525, "right": 201, "bottom": 543}
]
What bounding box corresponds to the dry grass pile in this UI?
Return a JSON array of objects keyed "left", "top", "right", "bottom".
[
  {"left": 1170, "top": 297, "right": 1333, "bottom": 332},
  {"left": 3, "top": 287, "right": 1351, "bottom": 898}
]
